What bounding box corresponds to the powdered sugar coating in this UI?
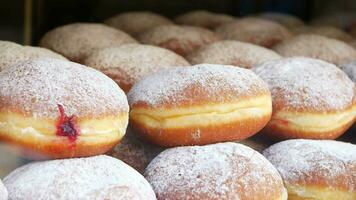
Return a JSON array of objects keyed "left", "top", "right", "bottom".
[
  {"left": 215, "top": 17, "right": 293, "bottom": 48},
  {"left": 187, "top": 40, "right": 281, "bottom": 68},
  {"left": 84, "top": 44, "right": 190, "bottom": 88},
  {"left": 273, "top": 34, "right": 356, "bottom": 65},
  {"left": 105, "top": 11, "right": 173, "bottom": 36},
  {"left": 339, "top": 60, "right": 356, "bottom": 82},
  {"left": 4, "top": 155, "right": 156, "bottom": 200},
  {"left": 175, "top": 10, "right": 235, "bottom": 29},
  {"left": 145, "top": 142, "right": 286, "bottom": 200},
  {"left": 0, "top": 179, "right": 7, "bottom": 200},
  {"left": 258, "top": 12, "right": 305, "bottom": 30},
  {"left": 128, "top": 64, "right": 270, "bottom": 107},
  {"left": 253, "top": 57, "right": 355, "bottom": 112},
  {"left": 0, "top": 58, "right": 128, "bottom": 118},
  {"left": 39, "top": 23, "right": 137, "bottom": 62},
  {"left": 263, "top": 139, "right": 356, "bottom": 191}
]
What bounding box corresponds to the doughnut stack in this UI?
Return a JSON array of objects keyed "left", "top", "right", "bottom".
[{"left": 0, "top": 9, "right": 355, "bottom": 200}]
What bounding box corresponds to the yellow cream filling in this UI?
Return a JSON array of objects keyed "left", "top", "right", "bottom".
[{"left": 287, "top": 184, "right": 356, "bottom": 200}]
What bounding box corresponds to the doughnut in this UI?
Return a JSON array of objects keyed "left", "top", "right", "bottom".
[
  {"left": 0, "top": 58, "right": 129, "bottom": 159},
  {"left": 295, "top": 26, "right": 354, "bottom": 42},
  {"left": 339, "top": 60, "right": 356, "bottom": 82},
  {"left": 3, "top": 155, "right": 156, "bottom": 200},
  {"left": 215, "top": 17, "right": 293, "bottom": 48},
  {"left": 145, "top": 142, "right": 287, "bottom": 200},
  {"left": 263, "top": 139, "right": 356, "bottom": 200},
  {"left": 311, "top": 12, "right": 356, "bottom": 30},
  {"left": 258, "top": 12, "right": 305, "bottom": 30},
  {"left": 105, "top": 11, "right": 173, "bottom": 36},
  {"left": 175, "top": 10, "right": 235, "bottom": 29},
  {"left": 0, "top": 40, "right": 66, "bottom": 71},
  {"left": 186, "top": 40, "right": 281, "bottom": 68},
  {"left": 128, "top": 64, "right": 272, "bottom": 147},
  {"left": 39, "top": 23, "right": 137, "bottom": 63},
  {"left": 273, "top": 34, "right": 356, "bottom": 65},
  {"left": 83, "top": 44, "right": 191, "bottom": 93},
  {"left": 137, "top": 25, "right": 220, "bottom": 56},
  {"left": 351, "top": 40, "right": 356, "bottom": 49},
  {"left": 0, "top": 179, "right": 7, "bottom": 200},
  {"left": 253, "top": 57, "right": 356, "bottom": 140},
  {"left": 111, "top": 127, "right": 164, "bottom": 174}
]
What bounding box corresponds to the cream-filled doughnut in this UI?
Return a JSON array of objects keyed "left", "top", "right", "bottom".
[
  {"left": 39, "top": 23, "right": 137, "bottom": 62},
  {"left": 339, "top": 60, "right": 356, "bottom": 82},
  {"left": 0, "top": 179, "right": 7, "bottom": 200},
  {"left": 253, "top": 57, "right": 355, "bottom": 140},
  {"left": 0, "top": 58, "right": 129, "bottom": 159},
  {"left": 83, "top": 44, "right": 191, "bottom": 93},
  {"left": 258, "top": 12, "right": 305, "bottom": 30},
  {"left": 273, "top": 34, "right": 356, "bottom": 65},
  {"left": 175, "top": 10, "right": 235, "bottom": 29},
  {"left": 0, "top": 40, "right": 66, "bottom": 71},
  {"left": 105, "top": 11, "right": 173, "bottom": 36},
  {"left": 263, "top": 139, "right": 356, "bottom": 200},
  {"left": 215, "top": 17, "right": 293, "bottom": 48},
  {"left": 4, "top": 155, "right": 156, "bottom": 200},
  {"left": 137, "top": 25, "right": 220, "bottom": 56},
  {"left": 295, "top": 26, "right": 354, "bottom": 42},
  {"left": 186, "top": 40, "right": 281, "bottom": 68},
  {"left": 128, "top": 64, "right": 272, "bottom": 147},
  {"left": 145, "top": 142, "right": 287, "bottom": 200}
]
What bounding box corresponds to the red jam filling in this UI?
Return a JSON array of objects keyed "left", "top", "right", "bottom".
[{"left": 56, "top": 104, "right": 80, "bottom": 142}]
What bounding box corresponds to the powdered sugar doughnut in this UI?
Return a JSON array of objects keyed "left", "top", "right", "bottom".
[
  {"left": 215, "top": 17, "right": 293, "bottom": 48},
  {"left": 273, "top": 34, "right": 356, "bottom": 65},
  {"left": 128, "top": 64, "right": 272, "bottom": 147},
  {"left": 4, "top": 155, "right": 156, "bottom": 200},
  {"left": 0, "top": 40, "right": 66, "bottom": 71},
  {"left": 253, "top": 57, "right": 355, "bottom": 139},
  {"left": 175, "top": 10, "right": 235, "bottom": 29},
  {"left": 339, "top": 60, "right": 356, "bottom": 82},
  {"left": 145, "top": 142, "right": 287, "bottom": 200},
  {"left": 39, "top": 23, "right": 137, "bottom": 62},
  {"left": 105, "top": 11, "right": 173, "bottom": 36},
  {"left": 263, "top": 139, "right": 356, "bottom": 200},
  {"left": 0, "top": 58, "right": 129, "bottom": 159},
  {"left": 187, "top": 40, "right": 281, "bottom": 68},
  {"left": 83, "top": 44, "right": 191, "bottom": 93},
  {"left": 295, "top": 26, "right": 354, "bottom": 42},
  {"left": 137, "top": 25, "right": 220, "bottom": 56},
  {"left": 0, "top": 180, "right": 7, "bottom": 200},
  {"left": 258, "top": 12, "right": 305, "bottom": 30}
]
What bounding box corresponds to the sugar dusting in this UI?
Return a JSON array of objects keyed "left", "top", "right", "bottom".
[
  {"left": 263, "top": 139, "right": 356, "bottom": 191},
  {"left": 0, "top": 58, "right": 128, "bottom": 118},
  {"left": 4, "top": 155, "right": 156, "bottom": 200},
  {"left": 253, "top": 57, "right": 354, "bottom": 111},
  {"left": 0, "top": 179, "right": 7, "bottom": 200},
  {"left": 145, "top": 142, "right": 286, "bottom": 200},
  {"left": 175, "top": 10, "right": 235, "bottom": 29},
  {"left": 339, "top": 60, "right": 356, "bottom": 82}
]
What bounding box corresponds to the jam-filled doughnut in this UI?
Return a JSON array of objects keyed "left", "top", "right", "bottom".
[
  {"left": 0, "top": 58, "right": 129, "bottom": 159},
  {"left": 39, "top": 23, "right": 137, "bottom": 63},
  {"left": 339, "top": 60, "right": 356, "bottom": 82},
  {"left": 0, "top": 179, "right": 7, "bottom": 200},
  {"left": 295, "top": 26, "right": 354, "bottom": 42},
  {"left": 253, "top": 57, "right": 355, "bottom": 140},
  {"left": 0, "top": 40, "right": 66, "bottom": 71},
  {"left": 105, "top": 11, "right": 173, "bottom": 36},
  {"left": 263, "top": 139, "right": 356, "bottom": 200},
  {"left": 186, "top": 40, "right": 281, "bottom": 68},
  {"left": 112, "top": 128, "right": 164, "bottom": 174},
  {"left": 3, "top": 155, "right": 156, "bottom": 200},
  {"left": 273, "top": 34, "right": 356, "bottom": 65},
  {"left": 215, "top": 17, "right": 293, "bottom": 48},
  {"left": 175, "top": 10, "right": 235, "bottom": 29},
  {"left": 83, "top": 44, "right": 190, "bottom": 93},
  {"left": 258, "top": 12, "right": 305, "bottom": 30},
  {"left": 137, "top": 25, "right": 220, "bottom": 56},
  {"left": 145, "top": 142, "right": 287, "bottom": 200},
  {"left": 128, "top": 64, "right": 272, "bottom": 147}
]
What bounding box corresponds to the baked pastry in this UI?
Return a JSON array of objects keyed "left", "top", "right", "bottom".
[
  {"left": 273, "top": 34, "right": 356, "bottom": 65},
  {"left": 112, "top": 127, "right": 163, "bottom": 174},
  {"left": 0, "top": 179, "right": 7, "bottom": 200},
  {"left": 145, "top": 142, "right": 287, "bottom": 200},
  {"left": 215, "top": 17, "right": 293, "bottom": 48},
  {"left": 3, "top": 155, "right": 156, "bottom": 200},
  {"left": 39, "top": 23, "right": 137, "bottom": 62},
  {"left": 258, "top": 12, "right": 305, "bottom": 30},
  {"left": 263, "top": 139, "right": 356, "bottom": 200},
  {"left": 253, "top": 57, "right": 355, "bottom": 140},
  {"left": 0, "top": 58, "right": 129, "bottom": 159},
  {"left": 175, "top": 10, "right": 235, "bottom": 29},
  {"left": 0, "top": 40, "right": 66, "bottom": 71},
  {"left": 128, "top": 64, "right": 272, "bottom": 147},
  {"left": 137, "top": 25, "right": 220, "bottom": 56},
  {"left": 339, "top": 60, "right": 356, "bottom": 82},
  {"left": 295, "top": 26, "right": 354, "bottom": 42},
  {"left": 105, "top": 11, "right": 173, "bottom": 36},
  {"left": 186, "top": 40, "right": 281, "bottom": 68},
  {"left": 311, "top": 12, "right": 356, "bottom": 30},
  {"left": 83, "top": 44, "right": 190, "bottom": 93}
]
